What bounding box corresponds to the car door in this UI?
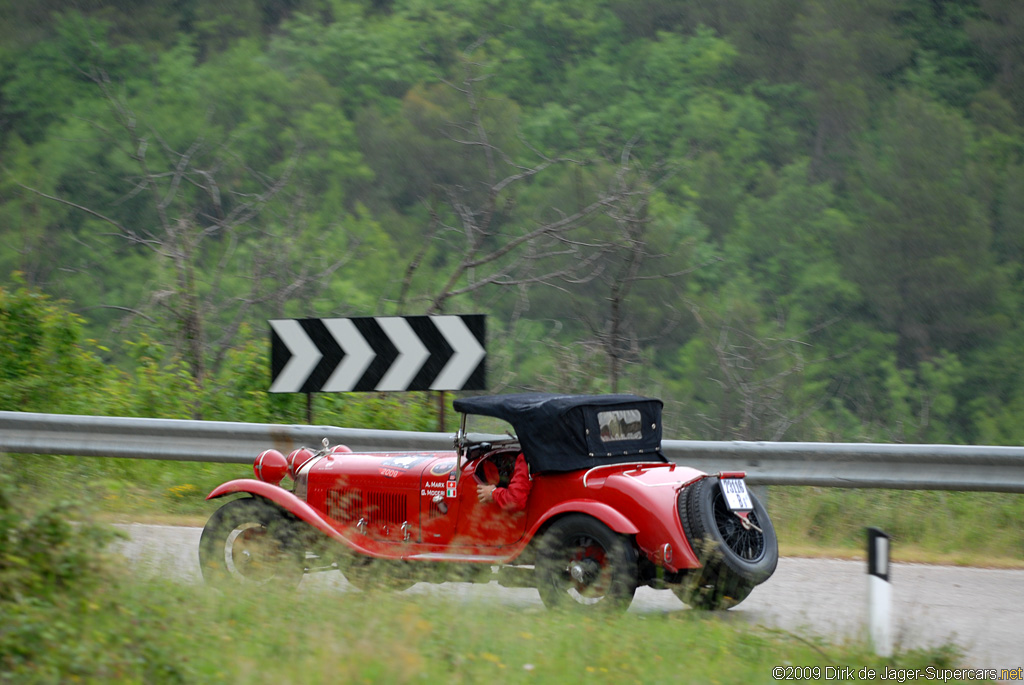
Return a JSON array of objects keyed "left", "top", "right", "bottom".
[
  {"left": 418, "top": 457, "right": 461, "bottom": 545},
  {"left": 452, "top": 452, "right": 528, "bottom": 548}
]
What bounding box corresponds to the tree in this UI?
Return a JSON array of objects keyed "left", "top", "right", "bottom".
[
  {"left": 672, "top": 277, "right": 829, "bottom": 441},
  {"left": 794, "top": 0, "right": 915, "bottom": 181},
  {"left": 9, "top": 33, "right": 371, "bottom": 402},
  {"left": 898, "top": 0, "right": 989, "bottom": 109},
  {"left": 566, "top": 148, "right": 713, "bottom": 392},
  {"left": 843, "top": 91, "right": 1004, "bottom": 367},
  {"left": 18, "top": 70, "right": 300, "bottom": 386},
  {"left": 381, "top": 43, "right": 636, "bottom": 318},
  {"left": 967, "top": 0, "right": 1024, "bottom": 121}
]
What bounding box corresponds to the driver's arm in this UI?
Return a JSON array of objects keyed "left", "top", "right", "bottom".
[{"left": 478, "top": 453, "right": 531, "bottom": 513}]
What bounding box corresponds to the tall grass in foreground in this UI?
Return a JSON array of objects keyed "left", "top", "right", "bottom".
[{"left": 4, "top": 573, "right": 967, "bottom": 684}]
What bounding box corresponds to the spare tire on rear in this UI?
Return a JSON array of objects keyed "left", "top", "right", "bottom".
[{"left": 673, "top": 477, "right": 778, "bottom": 609}]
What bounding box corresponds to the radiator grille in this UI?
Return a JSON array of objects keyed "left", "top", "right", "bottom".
[{"left": 327, "top": 488, "right": 406, "bottom": 525}]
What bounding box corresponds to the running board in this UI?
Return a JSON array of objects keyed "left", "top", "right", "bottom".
[{"left": 405, "top": 553, "right": 509, "bottom": 563}]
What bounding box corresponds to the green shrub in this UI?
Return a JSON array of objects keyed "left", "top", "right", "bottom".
[
  {"left": 0, "top": 475, "right": 118, "bottom": 604},
  {"left": 0, "top": 475, "right": 125, "bottom": 678}
]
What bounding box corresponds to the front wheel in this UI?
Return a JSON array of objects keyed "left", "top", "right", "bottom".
[
  {"left": 535, "top": 514, "right": 638, "bottom": 611},
  {"left": 199, "top": 497, "right": 305, "bottom": 587}
]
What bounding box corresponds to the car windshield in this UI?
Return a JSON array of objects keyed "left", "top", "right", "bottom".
[{"left": 462, "top": 412, "right": 517, "bottom": 444}]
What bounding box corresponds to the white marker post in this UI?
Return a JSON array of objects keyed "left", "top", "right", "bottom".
[{"left": 867, "top": 527, "right": 893, "bottom": 657}]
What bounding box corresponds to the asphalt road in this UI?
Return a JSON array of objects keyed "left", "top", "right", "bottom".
[{"left": 114, "top": 524, "right": 1023, "bottom": 672}]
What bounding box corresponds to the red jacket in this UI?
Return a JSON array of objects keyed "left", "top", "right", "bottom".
[{"left": 492, "top": 453, "right": 532, "bottom": 512}]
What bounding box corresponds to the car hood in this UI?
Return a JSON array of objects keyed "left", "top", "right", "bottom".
[{"left": 308, "top": 451, "right": 457, "bottom": 489}]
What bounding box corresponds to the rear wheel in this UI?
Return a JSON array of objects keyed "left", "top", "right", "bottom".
[
  {"left": 199, "top": 497, "right": 305, "bottom": 587},
  {"left": 535, "top": 514, "right": 637, "bottom": 611},
  {"left": 674, "top": 477, "right": 777, "bottom": 610}
]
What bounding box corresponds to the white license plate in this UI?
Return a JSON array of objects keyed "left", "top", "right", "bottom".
[{"left": 720, "top": 478, "right": 753, "bottom": 511}]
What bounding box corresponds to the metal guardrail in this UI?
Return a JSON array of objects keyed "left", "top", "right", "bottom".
[
  {"left": 0, "top": 411, "right": 453, "bottom": 464},
  {"left": 2, "top": 411, "right": 1024, "bottom": 493},
  {"left": 668, "top": 441, "right": 1024, "bottom": 493}
]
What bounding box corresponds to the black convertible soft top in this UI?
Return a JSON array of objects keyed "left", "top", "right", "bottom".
[{"left": 453, "top": 393, "right": 666, "bottom": 474}]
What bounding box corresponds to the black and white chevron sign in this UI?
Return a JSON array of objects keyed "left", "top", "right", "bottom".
[{"left": 269, "top": 315, "right": 486, "bottom": 393}]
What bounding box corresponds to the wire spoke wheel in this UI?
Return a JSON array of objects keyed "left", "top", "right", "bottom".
[
  {"left": 560, "top": 534, "right": 611, "bottom": 604},
  {"left": 222, "top": 523, "right": 288, "bottom": 582},
  {"left": 536, "top": 515, "right": 637, "bottom": 611},
  {"left": 199, "top": 498, "right": 305, "bottom": 587},
  {"left": 711, "top": 490, "right": 766, "bottom": 562},
  {"left": 674, "top": 477, "right": 778, "bottom": 610}
]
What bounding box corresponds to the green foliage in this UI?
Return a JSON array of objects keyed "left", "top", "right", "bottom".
[
  {"left": 773, "top": 486, "right": 1024, "bottom": 562},
  {"left": 0, "top": 280, "right": 437, "bottom": 431},
  {"left": 0, "top": 13, "right": 146, "bottom": 145},
  {"left": 0, "top": 474, "right": 178, "bottom": 682},
  {"left": 732, "top": 158, "right": 852, "bottom": 309},
  {"left": 0, "top": 277, "right": 114, "bottom": 414},
  {"left": 898, "top": 1, "right": 989, "bottom": 108},
  {"left": 0, "top": 549, "right": 970, "bottom": 682},
  {"left": 0, "top": 475, "right": 118, "bottom": 605},
  {"left": 2, "top": 0, "right": 1024, "bottom": 444},
  {"left": 844, "top": 92, "right": 1003, "bottom": 368},
  {"left": 270, "top": 4, "right": 438, "bottom": 115}
]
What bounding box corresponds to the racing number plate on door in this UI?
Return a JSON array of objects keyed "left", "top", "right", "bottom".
[{"left": 720, "top": 478, "right": 753, "bottom": 511}]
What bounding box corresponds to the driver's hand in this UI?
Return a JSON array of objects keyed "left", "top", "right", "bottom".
[{"left": 477, "top": 483, "right": 496, "bottom": 503}]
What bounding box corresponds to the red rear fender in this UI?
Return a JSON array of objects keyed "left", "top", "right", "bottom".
[{"left": 529, "top": 500, "right": 641, "bottom": 538}]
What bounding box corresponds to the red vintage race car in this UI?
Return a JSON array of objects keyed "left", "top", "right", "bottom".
[{"left": 199, "top": 393, "right": 778, "bottom": 610}]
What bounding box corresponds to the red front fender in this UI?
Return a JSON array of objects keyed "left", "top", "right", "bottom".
[{"left": 206, "top": 479, "right": 377, "bottom": 557}]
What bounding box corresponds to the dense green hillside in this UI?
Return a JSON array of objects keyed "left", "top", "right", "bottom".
[{"left": 2, "top": 0, "right": 1023, "bottom": 444}]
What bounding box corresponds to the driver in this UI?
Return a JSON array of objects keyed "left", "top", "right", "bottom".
[{"left": 476, "top": 452, "right": 531, "bottom": 512}]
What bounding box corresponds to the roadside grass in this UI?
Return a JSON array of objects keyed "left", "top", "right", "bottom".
[
  {"left": 3, "top": 568, "right": 969, "bottom": 684},
  {"left": 770, "top": 487, "right": 1024, "bottom": 567},
  {"left": 6, "top": 453, "right": 244, "bottom": 522}
]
